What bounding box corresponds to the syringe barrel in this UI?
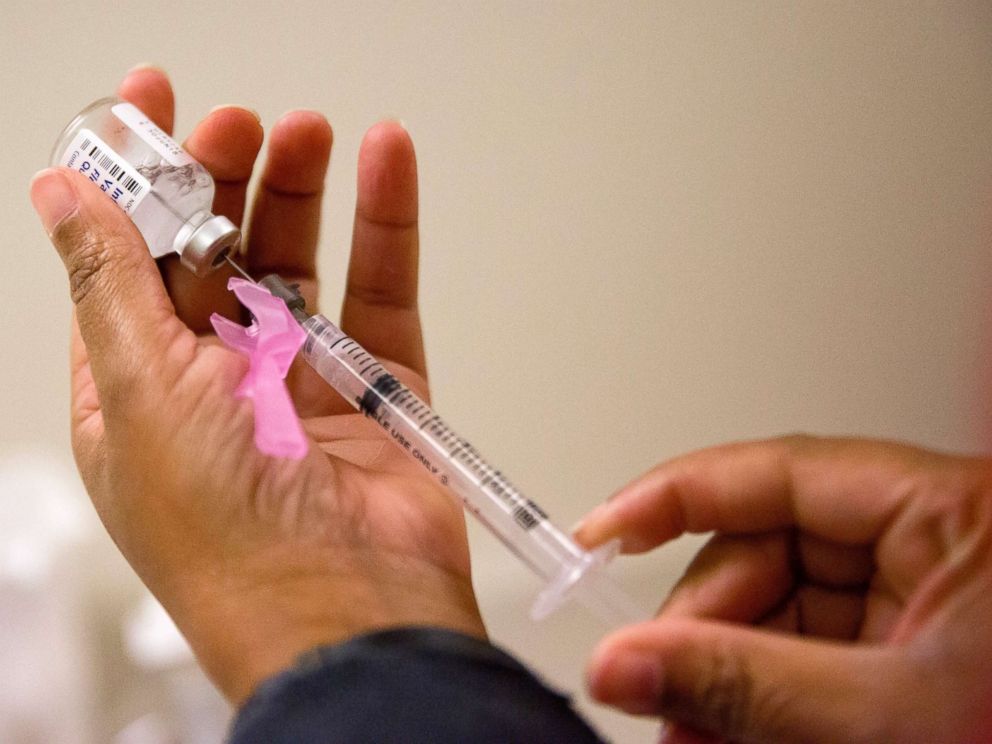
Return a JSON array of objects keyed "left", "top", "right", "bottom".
[{"left": 299, "top": 313, "right": 587, "bottom": 583}]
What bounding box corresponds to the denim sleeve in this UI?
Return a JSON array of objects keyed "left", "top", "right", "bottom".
[{"left": 228, "top": 627, "right": 607, "bottom": 744}]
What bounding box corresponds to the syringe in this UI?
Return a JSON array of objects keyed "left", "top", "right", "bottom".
[{"left": 249, "top": 268, "right": 646, "bottom": 626}]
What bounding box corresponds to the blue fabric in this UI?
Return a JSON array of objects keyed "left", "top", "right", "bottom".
[{"left": 228, "top": 627, "right": 606, "bottom": 743}]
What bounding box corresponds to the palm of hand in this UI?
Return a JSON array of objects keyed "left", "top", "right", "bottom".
[{"left": 73, "top": 327, "right": 470, "bottom": 590}]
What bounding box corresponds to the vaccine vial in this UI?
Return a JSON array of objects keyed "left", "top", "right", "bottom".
[{"left": 50, "top": 98, "right": 240, "bottom": 277}]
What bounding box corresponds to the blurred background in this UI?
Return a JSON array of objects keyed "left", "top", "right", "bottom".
[{"left": 3, "top": 1, "right": 992, "bottom": 741}]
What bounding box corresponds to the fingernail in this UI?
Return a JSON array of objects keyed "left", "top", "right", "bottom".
[
  {"left": 126, "top": 62, "right": 168, "bottom": 77},
  {"left": 593, "top": 650, "right": 663, "bottom": 714},
  {"left": 30, "top": 169, "right": 78, "bottom": 234},
  {"left": 572, "top": 500, "right": 613, "bottom": 538},
  {"left": 210, "top": 104, "right": 261, "bottom": 122}
]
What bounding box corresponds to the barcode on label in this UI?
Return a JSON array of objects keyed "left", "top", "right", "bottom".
[{"left": 80, "top": 138, "right": 144, "bottom": 196}]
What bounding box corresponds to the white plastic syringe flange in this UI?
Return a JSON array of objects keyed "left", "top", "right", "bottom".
[{"left": 529, "top": 538, "right": 623, "bottom": 621}]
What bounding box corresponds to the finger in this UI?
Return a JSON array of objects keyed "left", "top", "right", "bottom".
[
  {"left": 185, "top": 107, "right": 264, "bottom": 227},
  {"left": 663, "top": 532, "right": 874, "bottom": 632},
  {"left": 340, "top": 121, "right": 425, "bottom": 377},
  {"left": 588, "top": 617, "right": 917, "bottom": 742},
  {"left": 668, "top": 567, "right": 867, "bottom": 642},
  {"left": 31, "top": 168, "right": 190, "bottom": 407},
  {"left": 245, "top": 109, "right": 332, "bottom": 311},
  {"left": 789, "top": 585, "right": 866, "bottom": 640},
  {"left": 797, "top": 531, "right": 874, "bottom": 588},
  {"left": 661, "top": 533, "right": 794, "bottom": 624},
  {"left": 116, "top": 65, "right": 174, "bottom": 134},
  {"left": 574, "top": 436, "right": 948, "bottom": 553},
  {"left": 161, "top": 106, "right": 264, "bottom": 331},
  {"left": 240, "top": 111, "right": 333, "bottom": 417}
]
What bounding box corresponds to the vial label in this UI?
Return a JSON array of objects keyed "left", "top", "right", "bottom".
[
  {"left": 112, "top": 102, "right": 194, "bottom": 167},
  {"left": 58, "top": 129, "right": 150, "bottom": 215}
]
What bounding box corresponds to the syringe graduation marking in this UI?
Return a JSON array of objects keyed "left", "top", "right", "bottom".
[
  {"left": 359, "top": 373, "right": 403, "bottom": 416},
  {"left": 291, "top": 309, "right": 645, "bottom": 623},
  {"left": 298, "top": 314, "right": 550, "bottom": 535},
  {"left": 352, "top": 367, "right": 545, "bottom": 531}
]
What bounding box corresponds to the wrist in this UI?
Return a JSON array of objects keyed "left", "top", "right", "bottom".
[{"left": 171, "top": 552, "right": 486, "bottom": 704}]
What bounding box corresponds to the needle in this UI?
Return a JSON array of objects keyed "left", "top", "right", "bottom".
[{"left": 225, "top": 253, "right": 255, "bottom": 282}]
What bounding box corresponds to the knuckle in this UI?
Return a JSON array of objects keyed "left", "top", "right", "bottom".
[
  {"left": 347, "top": 277, "right": 416, "bottom": 311},
  {"left": 690, "top": 647, "right": 755, "bottom": 736},
  {"left": 54, "top": 220, "right": 129, "bottom": 307},
  {"left": 939, "top": 483, "right": 992, "bottom": 576},
  {"left": 685, "top": 647, "right": 798, "bottom": 741},
  {"left": 777, "top": 432, "right": 817, "bottom": 452}
]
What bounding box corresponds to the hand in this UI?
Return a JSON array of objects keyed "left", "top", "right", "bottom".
[
  {"left": 30, "top": 66, "right": 485, "bottom": 704},
  {"left": 575, "top": 436, "right": 992, "bottom": 743}
]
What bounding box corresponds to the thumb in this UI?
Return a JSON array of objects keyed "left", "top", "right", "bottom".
[
  {"left": 587, "top": 617, "right": 914, "bottom": 743},
  {"left": 30, "top": 167, "right": 187, "bottom": 401}
]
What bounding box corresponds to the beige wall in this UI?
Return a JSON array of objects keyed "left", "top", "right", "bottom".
[{"left": 4, "top": 2, "right": 992, "bottom": 741}]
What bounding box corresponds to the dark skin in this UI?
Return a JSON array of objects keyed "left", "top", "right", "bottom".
[
  {"left": 577, "top": 436, "right": 992, "bottom": 742},
  {"left": 32, "top": 66, "right": 484, "bottom": 704},
  {"left": 33, "top": 67, "right": 992, "bottom": 743}
]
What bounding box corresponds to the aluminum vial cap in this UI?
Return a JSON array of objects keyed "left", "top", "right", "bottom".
[{"left": 180, "top": 215, "right": 241, "bottom": 277}]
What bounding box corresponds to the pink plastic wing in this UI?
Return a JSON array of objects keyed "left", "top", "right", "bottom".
[{"left": 210, "top": 278, "right": 309, "bottom": 460}]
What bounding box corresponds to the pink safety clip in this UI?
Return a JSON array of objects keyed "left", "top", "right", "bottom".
[{"left": 210, "top": 278, "right": 309, "bottom": 460}]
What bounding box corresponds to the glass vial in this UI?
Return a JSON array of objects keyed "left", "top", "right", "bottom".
[{"left": 50, "top": 98, "right": 240, "bottom": 277}]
